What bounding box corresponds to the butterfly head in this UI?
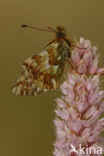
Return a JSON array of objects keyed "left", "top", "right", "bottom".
[{"left": 56, "top": 26, "right": 67, "bottom": 39}]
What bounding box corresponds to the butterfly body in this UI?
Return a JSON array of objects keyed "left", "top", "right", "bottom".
[{"left": 12, "top": 26, "right": 72, "bottom": 96}]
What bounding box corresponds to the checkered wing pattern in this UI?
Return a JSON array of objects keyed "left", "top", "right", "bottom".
[{"left": 12, "top": 40, "right": 69, "bottom": 96}]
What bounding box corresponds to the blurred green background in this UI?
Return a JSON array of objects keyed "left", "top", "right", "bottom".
[{"left": 0, "top": 0, "right": 104, "bottom": 156}]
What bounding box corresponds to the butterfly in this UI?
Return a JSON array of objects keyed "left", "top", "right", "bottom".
[{"left": 12, "top": 24, "right": 76, "bottom": 96}]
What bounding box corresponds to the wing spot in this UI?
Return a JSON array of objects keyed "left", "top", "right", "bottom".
[{"left": 32, "top": 55, "right": 41, "bottom": 64}]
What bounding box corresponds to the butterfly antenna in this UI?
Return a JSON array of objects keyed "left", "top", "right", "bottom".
[{"left": 21, "top": 24, "right": 56, "bottom": 33}]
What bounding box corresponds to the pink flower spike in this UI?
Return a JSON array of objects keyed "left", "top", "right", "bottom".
[{"left": 53, "top": 38, "right": 104, "bottom": 156}]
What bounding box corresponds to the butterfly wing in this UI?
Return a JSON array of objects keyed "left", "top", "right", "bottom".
[{"left": 12, "top": 40, "right": 69, "bottom": 96}]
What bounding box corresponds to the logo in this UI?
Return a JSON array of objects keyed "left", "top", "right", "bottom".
[{"left": 70, "top": 144, "right": 103, "bottom": 155}]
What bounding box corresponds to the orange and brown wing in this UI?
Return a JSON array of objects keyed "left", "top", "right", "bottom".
[{"left": 12, "top": 41, "right": 67, "bottom": 96}]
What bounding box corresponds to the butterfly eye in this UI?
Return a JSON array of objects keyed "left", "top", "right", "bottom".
[{"left": 57, "top": 32, "right": 65, "bottom": 38}]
